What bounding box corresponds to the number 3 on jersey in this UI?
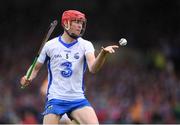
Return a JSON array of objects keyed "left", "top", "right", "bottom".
[{"left": 61, "top": 62, "right": 73, "bottom": 77}]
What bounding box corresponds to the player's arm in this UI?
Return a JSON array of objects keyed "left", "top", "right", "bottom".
[
  {"left": 86, "top": 45, "right": 119, "bottom": 73},
  {"left": 20, "top": 62, "right": 43, "bottom": 87}
]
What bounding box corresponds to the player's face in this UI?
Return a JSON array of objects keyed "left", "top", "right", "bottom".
[{"left": 69, "top": 19, "right": 83, "bottom": 36}]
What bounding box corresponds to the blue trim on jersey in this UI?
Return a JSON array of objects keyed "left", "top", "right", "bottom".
[
  {"left": 44, "top": 54, "right": 49, "bottom": 63},
  {"left": 47, "top": 58, "right": 52, "bottom": 96},
  {"left": 58, "top": 36, "right": 78, "bottom": 48},
  {"left": 83, "top": 56, "right": 87, "bottom": 73},
  {"left": 82, "top": 56, "right": 87, "bottom": 92},
  {"left": 42, "top": 99, "right": 91, "bottom": 116}
]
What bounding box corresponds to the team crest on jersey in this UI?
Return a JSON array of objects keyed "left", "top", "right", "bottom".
[{"left": 74, "top": 52, "right": 80, "bottom": 59}]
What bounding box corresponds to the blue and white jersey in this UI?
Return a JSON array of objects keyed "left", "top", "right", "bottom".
[{"left": 37, "top": 36, "right": 95, "bottom": 101}]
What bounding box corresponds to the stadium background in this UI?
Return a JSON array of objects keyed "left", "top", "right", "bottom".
[{"left": 0, "top": 0, "right": 180, "bottom": 123}]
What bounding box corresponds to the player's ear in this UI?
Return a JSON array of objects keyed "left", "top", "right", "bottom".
[{"left": 64, "top": 20, "right": 70, "bottom": 30}]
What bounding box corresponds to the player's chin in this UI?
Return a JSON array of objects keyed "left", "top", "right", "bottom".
[{"left": 74, "top": 31, "right": 81, "bottom": 35}]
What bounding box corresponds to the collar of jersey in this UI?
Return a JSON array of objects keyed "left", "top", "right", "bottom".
[{"left": 58, "top": 36, "right": 78, "bottom": 48}]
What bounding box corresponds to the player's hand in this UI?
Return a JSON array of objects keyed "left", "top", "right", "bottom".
[
  {"left": 101, "top": 45, "right": 119, "bottom": 54},
  {"left": 20, "top": 76, "right": 32, "bottom": 87}
]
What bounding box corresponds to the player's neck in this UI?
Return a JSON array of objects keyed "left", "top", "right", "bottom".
[{"left": 61, "top": 32, "right": 75, "bottom": 43}]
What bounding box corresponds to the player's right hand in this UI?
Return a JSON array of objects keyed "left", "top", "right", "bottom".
[{"left": 20, "top": 76, "right": 32, "bottom": 87}]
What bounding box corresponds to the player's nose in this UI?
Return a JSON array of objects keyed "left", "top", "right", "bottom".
[{"left": 77, "top": 23, "right": 82, "bottom": 29}]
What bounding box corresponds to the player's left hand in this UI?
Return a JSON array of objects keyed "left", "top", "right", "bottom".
[{"left": 101, "top": 45, "right": 119, "bottom": 54}]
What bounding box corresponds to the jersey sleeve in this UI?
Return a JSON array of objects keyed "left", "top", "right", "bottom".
[
  {"left": 37, "top": 43, "right": 48, "bottom": 64},
  {"left": 84, "top": 41, "right": 95, "bottom": 55}
]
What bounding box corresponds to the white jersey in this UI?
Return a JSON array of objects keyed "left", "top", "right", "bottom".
[{"left": 37, "top": 36, "right": 95, "bottom": 101}]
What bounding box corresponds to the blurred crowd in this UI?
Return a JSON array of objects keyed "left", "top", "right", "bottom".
[
  {"left": 87, "top": 52, "right": 180, "bottom": 124},
  {"left": 0, "top": 35, "right": 180, "bottom": 124}
]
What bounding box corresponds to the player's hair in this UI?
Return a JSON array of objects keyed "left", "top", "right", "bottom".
[{"left": 61, "top": 10, "right": 86, "bottom": 39}]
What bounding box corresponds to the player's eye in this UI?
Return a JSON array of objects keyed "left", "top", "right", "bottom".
[{"left": 72, "top": 20, "right": 84, "bottom": 25}]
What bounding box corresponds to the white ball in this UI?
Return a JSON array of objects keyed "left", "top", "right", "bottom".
[{"left": 119, "top": 38, "right": 127, "bottom": 46}]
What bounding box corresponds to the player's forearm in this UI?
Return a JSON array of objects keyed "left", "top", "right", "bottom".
[
  {"left": 20, "top": 63, "right": 42, "bottom": 88},
  {"left": 27, "top": 63, "right": 42, "bottom": 81},
  {"left": 29, "top": 69, "right": 38, "bottom": 81},
  {"left": 91, "top": 49, "right": 108, "bottom": 73}
]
